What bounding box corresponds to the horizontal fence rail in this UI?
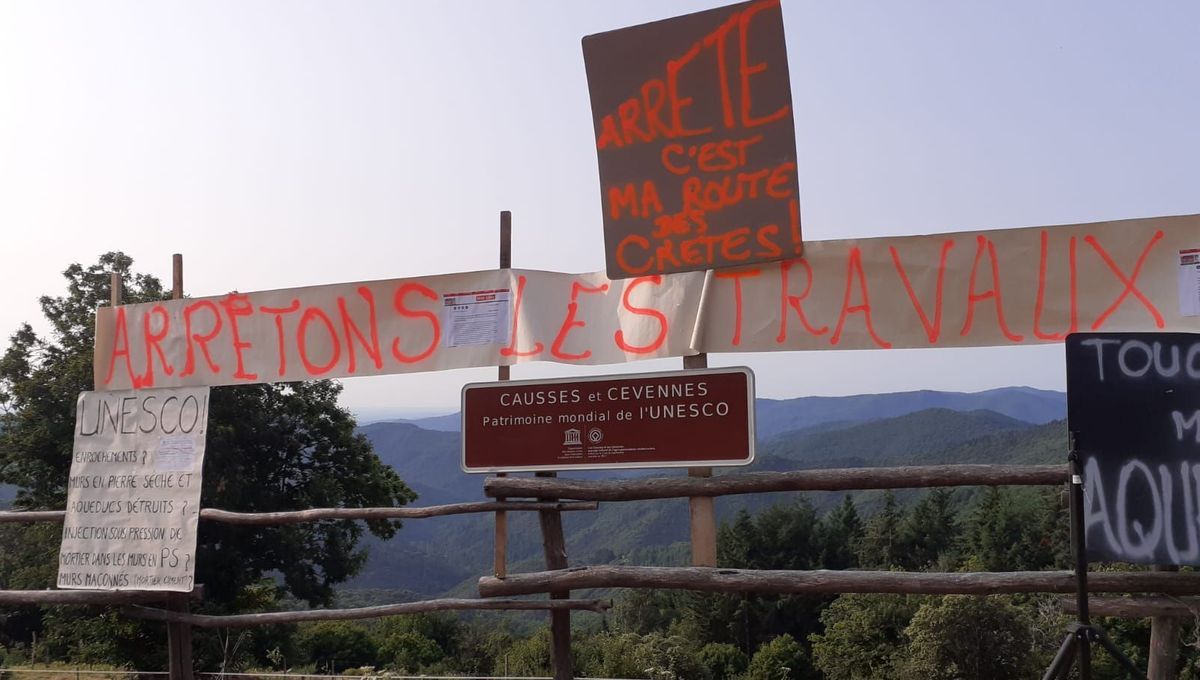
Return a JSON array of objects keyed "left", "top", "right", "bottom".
[
  {"left": 0, "top": 589, "right": 202, "bottom": 606},
  {"left": 0, "top": 500, "right": 597, "bottom": 525},
  {"left": 478, "top": 565, "right": 1200, "bottom": 598},
  {"left": 122, "top": 597, "right": 611, "bottom": 628},
  {"left": 483, "top": 464, "right": 1070, "bottom": 501},
  {"left": 1063, "top": 597, "right": 1200, "bottom": 619}
]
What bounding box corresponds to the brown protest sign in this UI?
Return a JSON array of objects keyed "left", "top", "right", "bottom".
[
  {"left": 584, "top": 0, "right": 801, "bottom": 279},
  {"left": 461, "top": 367, "right": 755, "bottom": 473}
]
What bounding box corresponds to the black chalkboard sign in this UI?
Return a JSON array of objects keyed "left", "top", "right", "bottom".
[{"left": 1066, "top": 332, "right": 1200, "bottom": 565}]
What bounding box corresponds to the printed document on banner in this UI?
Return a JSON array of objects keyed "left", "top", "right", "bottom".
[
  {"left": 442, "top": 289, "right": 512, "bottom": 347},
  {"left": 1180, "top": 249, "right": 1200, "bottom": 317},
  {"left": 58, "top": 387, "right": 209, "bottom": 592}
]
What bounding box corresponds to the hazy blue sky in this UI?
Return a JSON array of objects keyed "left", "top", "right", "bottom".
[{"left": 2, "top": 1, "right": 1197, "bottom": 416}]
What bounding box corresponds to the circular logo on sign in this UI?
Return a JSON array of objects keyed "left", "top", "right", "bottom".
[{"left": 587, "top": 427, "right": 604, "bottom": 444}]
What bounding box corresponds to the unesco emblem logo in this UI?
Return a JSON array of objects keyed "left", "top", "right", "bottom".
[{"left": 587, "top": 428, "right": 604, "bottom": 444}]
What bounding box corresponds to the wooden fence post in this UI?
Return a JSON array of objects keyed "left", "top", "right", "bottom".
[
  {"left": 495, "top": 212, "right": 511, "bottom": 579},
  {"left": 166, "top": 254, "right": 195, "bottom": 680},
  {"left": 684, "top": 353, "right": 717, "bottom": 567},
  {"left": 537, "top": 471, "right": 573, "bottom": 680},
  {"left": 1148, "top": 565, "right": 1180, "bottom": 680}
]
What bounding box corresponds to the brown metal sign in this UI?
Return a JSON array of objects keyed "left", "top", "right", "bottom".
[
  {"left": 461, "top": 367, "right": 755, "bottom": 473},
  {"left": 583, "top": 0, "right": 802, "bottom": 280}
]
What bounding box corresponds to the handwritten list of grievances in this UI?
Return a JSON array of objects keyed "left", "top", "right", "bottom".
[
  {"left": 93, "top": 214, "right": 1200, "bottom": 391},
  {"left": 59, "top": 388, "right": 209, "bottom": 591},
  {"left": 583, "top": 0, "right": 801, "bottom": 278},
  {"left": 1067, "top": 333, "right": 1200, "bottom": 566}
]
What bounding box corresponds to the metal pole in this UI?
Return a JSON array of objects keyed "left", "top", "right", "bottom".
[{"left": 1068, "top": 446, "right": 1092, "bottom": 680}]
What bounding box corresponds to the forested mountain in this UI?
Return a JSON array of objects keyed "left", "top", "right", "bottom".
[{"left": 348, "top": 390, "right": 1070, "bottom": 596}]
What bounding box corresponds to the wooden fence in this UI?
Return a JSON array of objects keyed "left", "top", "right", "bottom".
[{"left": 5, "top": 461, "right": 1200, "bottom": 679}]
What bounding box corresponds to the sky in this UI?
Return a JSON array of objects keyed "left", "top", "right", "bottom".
[{"left": 1, "top": 1, "right": 1197, "bottom": 418}]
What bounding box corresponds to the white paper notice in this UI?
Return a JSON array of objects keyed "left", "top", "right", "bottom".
[
  {"left": 1180, "top": 250, "right": 1200, "bottom": 317},
  {"left": 442, "top": 289, "right": 512, "bottom": 348},
  {"left": 58, "top": 387, "right": 209, "bottom": 591},
  {"left": 155, "top": 437, "right": 196, "bottom": 472}
]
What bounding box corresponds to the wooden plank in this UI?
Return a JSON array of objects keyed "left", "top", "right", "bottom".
[
  {"left": 485, "top": 464, "right": 1069, "bottom": 500},
  {"left": 478, "top": 565, "right": 1200, "bottom": 598},
  {"left": 0, "top": 590, "right": 195, "bottom": 606},
  {"left": 1062, "top": 597, "right": 1200, "bottom": 619},
  {"left": 0, "top": 501, "right": 598, "bottom": 525},
  {"left": 123, "top": 598, "right": 610, "bottom": 628}
]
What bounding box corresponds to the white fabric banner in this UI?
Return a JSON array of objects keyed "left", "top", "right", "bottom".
[{"left": 94, "top": 214, "right": 1200, "bottom": 390}]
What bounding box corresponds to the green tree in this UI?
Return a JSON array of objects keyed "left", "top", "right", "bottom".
[
  {"left": 809, "top": 594, "right": 924, "bottom": 680},
  {"left": 374, "top": 613, "right": 460, "bottom": 672},
  {"left": 454, "top": 625, "right": 516, "bottom": 677},
  {"left": 377, "top": 631, "right": 440, "bottom": 672},
  {"left": 573, "top": 632, "right": 645, "bottom": 679},
  {"left": 712, "top": 502, "right": 829, "bottom": 654},
  {"left": 962, "top": 488, "right": 1061, "bottom": 571},
  {"left": 0, "top": 253, "right": 417, "bottom": 666},
  {"left": 855, "top": 491, "right": 906, "bottom": 569},
  {"left": 494, "top": 627, "right": 550, "bottom": 676},
  {"left": 296, "top": 622, "right": 377, "bottom": 673},
  {"left": 897, "top": 595, "right": 1034, "bottom": 680},
  {"left": 698, "top": 642, "right": 748, "bottom": 680},
  {"left": 613, "top": 588, "right": 686, "bottom": 635},
  {"left": 0, "top": 253, "right": 165, "bottom": 506},
  {"left": 633, "top": 632, "right": 708, "bottom": 680},
  {"left": 896, "top": 489, "right": 959, "bottom": 570},
  {"left": 742, "top": 634, "right": 811, "bottom": 680},
  {"left": 818, "top": 495, "right": 863, "bottom": 570}
]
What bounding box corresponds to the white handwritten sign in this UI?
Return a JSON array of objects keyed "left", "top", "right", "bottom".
[{"left": 58, "top": 388, "right": 209, "bottom": 591}]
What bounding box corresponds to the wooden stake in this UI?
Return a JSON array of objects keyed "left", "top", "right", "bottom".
[
  {"left": 166, "top": 254, "right": 195, "bottom": 680},
  {"left": 536, "top": 470, "right": 573, "bottom": 680},
  {"left": 171, "top": 254, "right": 182, "bottom": 299},
  {"left": 494, "top": 211, "right": 511, "bottom": 579},
  {"left": 684, "top": 353, "right": 718, "bottom": 567},
  {"left": 1148, "top": 565, "right": 1180, "bottom": 680}
]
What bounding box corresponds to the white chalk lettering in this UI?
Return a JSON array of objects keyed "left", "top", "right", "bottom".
[
  {"left": 1118, "top": 340, "right": 1154, "bottom": 378},
  {"left": 1174, "top": 410, "right": 1200, "bottom": 444},
  {"left": 1083, "top": 456, "right": 1120, "bottom": 551},
  {"left": 1116, "top": 459, "right": 1163, "bottom": 559},
  {"left": 1081, "top": 338, "right": 1122, "bottom": 381}
]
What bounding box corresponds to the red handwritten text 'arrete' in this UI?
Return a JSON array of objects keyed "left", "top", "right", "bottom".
[{"left": 593, "top": 0, "right": 802, "bottom": 274}]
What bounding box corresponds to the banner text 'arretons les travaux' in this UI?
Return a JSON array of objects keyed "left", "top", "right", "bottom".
[{"left": 95, "top": 214, "right": 1200, "bottom": 391}]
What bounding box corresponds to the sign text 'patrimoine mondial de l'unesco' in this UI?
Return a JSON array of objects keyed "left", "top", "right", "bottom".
[{"left": 461, "top": 367, "right": 755, "bottom": 472}]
